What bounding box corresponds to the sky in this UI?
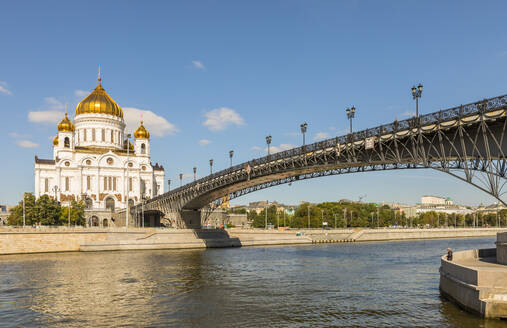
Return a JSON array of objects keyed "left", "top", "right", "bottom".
[{"left": 1, "top": 1, "right": 506, "bottom": 207}]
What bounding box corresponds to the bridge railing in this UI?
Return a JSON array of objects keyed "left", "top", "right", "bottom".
[{"left": 146, "top": 94, "right": 507, "bottom": 205}]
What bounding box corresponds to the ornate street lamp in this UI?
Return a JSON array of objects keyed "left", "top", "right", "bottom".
[
  {"left": 300, "top": 123, "right": 308, "bottom": 146},
  {"left": 346, "top": 106, "right": 356, "bottom": 134},
  {"left": 209, "top": 159, "right": 214, "bottom": 175},
  {"left": 229, "top": 150, "right": 234, "bottom": 167},
  {"left": 411, "top": 83, "right": 423, "bottom": 118},
  {"left": 179, "top": 173, "right": 183, "bottom": 187},
  {"left": 266, "top": 135, "right": 272, "bottom": 155},
  {"left": 167, "top": 179, "right": 171, "bottom": 191},
  {"left": 193, "top": 167, "right": 197, "bottom": 181}
]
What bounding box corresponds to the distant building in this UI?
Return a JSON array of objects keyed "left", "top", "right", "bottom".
[
  {"left": 418, "top": 195, "right": 472, "bottom": 215},
  {"left": 421, "top": 196, "right": 453, "bottom": 206},
  {"left": 231, "top": 201, "right": 297, "bottom": 215},
  {"left": 0, "top": 205, "right": 12, "bottom": 225},
  {"left": 476, "top": 203, "right": 506, "bottom": 215}
]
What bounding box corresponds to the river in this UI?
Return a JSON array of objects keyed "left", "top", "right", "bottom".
[{"left": 0, "top": 237, "right": 503, "bottom": 327}]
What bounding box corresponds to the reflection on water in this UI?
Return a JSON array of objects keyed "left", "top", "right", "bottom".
[{"left": 0, "top": 238, "right": 504, "bottom": 327}]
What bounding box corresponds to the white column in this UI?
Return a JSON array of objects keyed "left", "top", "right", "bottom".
[
  {"left": 96, "top": 168, "right": 100, "bottom": 208},
  {"left": 79, "top": 167, "right": 83, "bottom": 196},
  {"left": 34, "top": 168, "right": 40, "bottom": 198},
  {"left": 122, "top": 164, "right": 126, "bottom": 207},
  {"left": 56, "top": 167, "right": 61, "bottom": 202}
]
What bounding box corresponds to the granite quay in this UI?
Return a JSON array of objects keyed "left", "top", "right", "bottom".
[
  {"left": 1, "top": 226, "right": 507, "bottom": 255},
  {"left": 439, "top": 232, "right": 507, "bottom": 319}
]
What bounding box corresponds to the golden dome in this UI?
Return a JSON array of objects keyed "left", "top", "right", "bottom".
[
  {"left": 134, "top": 119, "right": 150, "bottom": 139},
  {"left": 123, "top": 138, "right": 134, "bottom": 151},
  {"left": 57, "top": 112, "right": 75, "bottom": 132},
  {"left": 53, "top": 136, "right": 58, "bottom": 146},
  {"left": 75, "top": 72, "right": 123, "bottom": 118}
]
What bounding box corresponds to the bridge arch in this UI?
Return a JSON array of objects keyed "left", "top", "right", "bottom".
[{"left": 138, "top": 94, "right": 507, "bottom": 228}]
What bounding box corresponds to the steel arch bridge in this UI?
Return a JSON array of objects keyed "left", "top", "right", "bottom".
[{"left": 135, "top": 94, "right": 507, "bottom": 228}]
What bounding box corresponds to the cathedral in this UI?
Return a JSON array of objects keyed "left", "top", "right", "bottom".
[{"left": 34, "top": 71, "right": 165, "bottom": 226}]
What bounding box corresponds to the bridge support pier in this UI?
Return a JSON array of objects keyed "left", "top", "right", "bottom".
[{"left": 177, "top": 209, "right": 202, "bottom": 229}]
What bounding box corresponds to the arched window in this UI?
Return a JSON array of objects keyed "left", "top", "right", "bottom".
[
  {"left": 105, "top": 197, "right": 115, "bottom": 211},
  {"left": 91, "top": 216, "right": 99, "bottom": 227},
  {"left": 64, "top": 137, "right": 70, "bottom": 148},
  {"left": 141, "top": 143, "right": 146, "bottom": 154}
]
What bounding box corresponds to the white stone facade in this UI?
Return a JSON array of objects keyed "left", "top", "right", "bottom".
[{"left": 34, "top": 79, "right": 164, "bottom": 212}]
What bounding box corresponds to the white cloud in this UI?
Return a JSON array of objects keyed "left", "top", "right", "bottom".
[
  {"left": 43, "top": 97, "right": 64, "bottom": 110},
  {"left": 251, "top": 146, "right": 262, "bottom": 151},
  {"left": 75, "top": 89, "right": 89, "bottom": 98},
  {"left": 9, "top": 132, "right": 32, "bottom": 138},
  {"left": 0, "top": 81, "right": 12, "bottom": 95},
  {"left": 192, "top": 60, "right": 205, "bottom": 70},
  {"left": 27, "top": 96, "right": 66, "bottom": 124},
  {"left": 203, "top": 107, "right": 245, "bottom": 131},
  {"left": 313, "top": 132, "right": 330, "bottom": 141},
  {"left": 267, "top": 143, "right": 295, "bottom": 154},
  {"left": 28, "top": 110, "right": 64, "bottom": 124},
  {"left": 397, "top": 111, "right": 416, "bottom": 120},
  {"left": 17, "top": 140, "right": 39, "bottom": 148},
  {"left": 123, "top": 107, "right": 178, "bottom": 137},
  {"left": 284, "top": 131, "right": 299, "bottom": 138},
  {"left": 199, "top": 139, "right": 211, "bottom": 146}
]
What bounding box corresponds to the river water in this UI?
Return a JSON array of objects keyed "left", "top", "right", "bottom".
[{"left": 0, "top": 237, "right": 504, "bottom": 327}]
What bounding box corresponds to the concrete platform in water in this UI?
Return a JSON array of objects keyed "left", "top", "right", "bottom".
[{"left": 439, "top": 232, "right": 507, "bottom": 319}]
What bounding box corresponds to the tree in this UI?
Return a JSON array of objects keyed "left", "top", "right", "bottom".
[
  {"left": 7, "top": 193, "right": 36, "bottom": 226},
  {"left": 34, "top": 195, "right": 61, "bottom": 225},
  {"left": 59, "top": 200, "right": 86, "bottom": 226}
]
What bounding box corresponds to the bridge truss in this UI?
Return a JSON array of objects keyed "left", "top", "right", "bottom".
[{"left": 137, "top": 94, "right": 507, "bottom": 228}]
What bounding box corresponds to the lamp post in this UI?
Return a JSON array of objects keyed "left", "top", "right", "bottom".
[
  {"left": 229, "top": 150, "right": 234, "bottom": 168},
  {"left": 266, "top": 135, "right": 272, "bottom": 155},
  {"left": 209, "top": 159, "right": 213, "bottom": 175},
  {"left": 179, "top": 173, "right": 183, "bottom": 187},
  {"left": 265, "top": 204, "right": 268, "bottom": 230},
  {"left": 193, "top": 167, "right": 197, "bottom": 181},
  {"left": 125, "top": 133, "right": 131, "bottom": 229},
  {"left": 300, "top": 123, "right": 308, "bottom": 146},
  {"left": 411, "top": 83, "right": 423, "bottom": 118},
  {"left": 346, "top": 106, "right": 356, "bottom": 134},
  {"left": 167, "top": 179, "right": 171, "bottom": 191},
  {"left": 22, "top": 194, "right": 26, "bottom": 227},
  {"left": 52, "top": 185, "right": 59, "bottom": 204},
  {"left": 307, "top": 205, "right": 310, "bottom": 229}
]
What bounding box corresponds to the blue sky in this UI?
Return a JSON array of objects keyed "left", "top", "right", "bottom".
[{"left": 1, "top": 1, "right": 506, "bottom": 206}]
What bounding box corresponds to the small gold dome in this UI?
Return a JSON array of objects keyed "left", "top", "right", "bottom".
[
  {"left": 123, "top": 138, "right": 134, "bottom": 151},
  {"left": 57, "top": 112, "right": 75, "bottom": 132},
  {"left": 53, "top": 136, "right": 58, "bottom": 146},
  {"left": 75, "top": 73, "right": 123, "bottom": 118},
  {"left": 134, "top": 120, "right": 150, "bottom": 139}
]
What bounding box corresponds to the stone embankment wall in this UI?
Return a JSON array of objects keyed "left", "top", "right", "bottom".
[
  {"left": 1, "top": 227, "right": 507, "bottom": 255},
  {"left": 254, "top": 227, "right": 507, "bottom": 243},
  {"left": 497, "top": 232, "right": 507, "bottom": 265},
  {"left": 439, "top": 235, "right": 507, "bottom": 319}
]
